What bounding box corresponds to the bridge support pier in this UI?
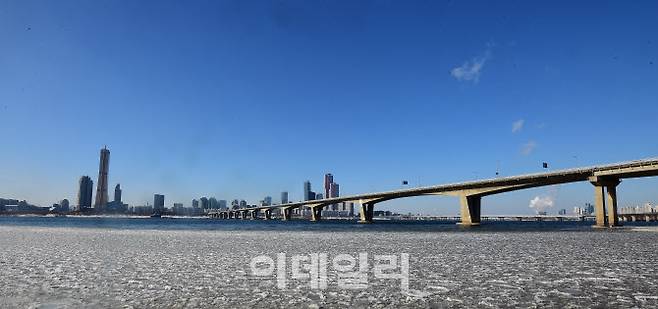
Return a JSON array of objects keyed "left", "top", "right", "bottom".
[
  {"left": 282, "top": 207, "right": 292, "bottom": 221},
  {"left": 590, "top": 177, "right": 621, "bottom": 227},
  {"left": 359, "top": 203, "right": 374, "bottom": 223},
  {"left": 458, "top": 195, "right": 481, "bottom": 226},
  {"left": 310, "top": 206, "right": 322, "bottom": 222},
  {"left": 251, "top": 210, "right": 259, "bottom": 220},
  {"left": 264, "top": 209, "right": 272, "bottom": 220}
]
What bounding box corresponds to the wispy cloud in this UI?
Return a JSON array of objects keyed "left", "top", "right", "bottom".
[
  {"left": 521, "top": 140, "right": 537, "bottom": 156},
  {"left": 512, "top": 119, "right": 525, "bottom": 133},
  {"left": 451, "top": 50, "right": 491, "bottom": 83}
]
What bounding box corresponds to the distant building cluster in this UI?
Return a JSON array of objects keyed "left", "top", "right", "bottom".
[
  {"left": 1, "top": 156, "right": 360, "bottom": 218},
  {"left": 573, "top": 203, "right": 595, "bottom": 216},
  {"left": 572, "top": 202, "right": 658, "bottom": 216},
  {"left": 0, "top": 198, "right": 46, "bottom": 214},
  {"left": 620, "top": 203, "right": 657, "bottom": 214},
  {"left": 296, "top": 174, "right": 353, "bottom": 218},
  {"left": 74, "top": 146, "right": 128, "bottom": 214}
]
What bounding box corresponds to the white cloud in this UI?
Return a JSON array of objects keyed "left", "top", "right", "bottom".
[
  {"left": 521, "top": 140, "right": 537, "bottom": 156},
  {"left": 451, "top": 51, "right": 490, "bottom": 83},
  {"left": 529, "top": 195, "right": 554, "bottom": 213},
  {"left": 512, "top": 119, "right": 524, "bottom": 133}
]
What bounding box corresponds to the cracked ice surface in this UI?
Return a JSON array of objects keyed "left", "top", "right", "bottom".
[{"left": 1, "top": 225, "right": 657, "bottom": 308}]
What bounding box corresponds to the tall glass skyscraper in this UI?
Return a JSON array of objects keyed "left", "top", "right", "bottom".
[
  {"left": 94, "top": 146, "right": 110, "bottom": 210},
  {"left": 77, "top": 175, "right": 93, "bottom": 210},
  {"left": 304, "top": 181, "right": 313, "bottom": 201},
  {"left": 281, "top": 191, "right": 289, "bottom": 204},
  {"left": 324, "top": 173, "right": 334, "bottom": 199}
]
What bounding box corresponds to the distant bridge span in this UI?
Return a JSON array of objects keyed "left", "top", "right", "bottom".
[{"left": 209, "top": 158, "right": 658, "bottom": 227}]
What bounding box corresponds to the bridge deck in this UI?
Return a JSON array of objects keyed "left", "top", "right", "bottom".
[{"left": 211, "top": 157, "right": 658, "bottom": 213}]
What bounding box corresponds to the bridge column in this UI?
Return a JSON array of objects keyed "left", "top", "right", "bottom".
[
  {"left": 251, "top": 210, "right": 259, "bottom": 219},
  {"left": 359, "top": 203, "right": 374, "bottom": 223},
  {"left": 593, "top": 184, "right": 607, "bottom": 227},
  {"left": 590, "top": 177, "right": 621, "bottom": 227},
  {"left": 282, "top": 207, "right": 292, "bottom": 221},
  {"left": 458, "top": 195, "right": 481, "bottom": 226},
  {"left": 264, "top": 209, "right": 272, "bottom": 220},
  {"left": 242, "top": 211, "right": 249, "bottom": 219},
  {"left": 310, "top": 206, "right": 323, "bottom": 222},
  {"left": 606, "top": 182, "right": 620, "bottom": 227}
]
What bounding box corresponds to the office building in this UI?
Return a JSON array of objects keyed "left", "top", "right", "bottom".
[
  {"left": 329, "top": 182, "right": 340, "bottom": 210},
  {"left": 329, "top": 182, "right": 339, "bottom": 198},
  {"left": 154, "top": 194, "right": 165, "bottom": 213},
  {"left": 199, "top": 197, "right": 209, "bottom": 210},
  {"left": 114, "top": 184, "right": 122, "bottom": 203},
  {"left": 281, "top": 191, "right": 289, "bottom": 204},
  {"left": 304, "top": 181, "right": 316, "bottom": 201},
  {"left": 60, "top": 199, "right": 70, "bottom": 212},
  {"left": 324, "top": 173, "right": 334, "bottom": 200}
]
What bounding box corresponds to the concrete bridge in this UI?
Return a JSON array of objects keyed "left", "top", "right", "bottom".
[
  {"left": 208, "top": 157, "right": 658, "bottom": 227},
  {"left": 619, "top": 213, "right": 658, "bottom": 222}
]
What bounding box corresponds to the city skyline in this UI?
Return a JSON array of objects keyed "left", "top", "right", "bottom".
[
  {"left": 17, "top": 145, "right": 658, "bottom": 217},
  {"left": 1, "top": 1, "right": 658, "bottom": 214}
]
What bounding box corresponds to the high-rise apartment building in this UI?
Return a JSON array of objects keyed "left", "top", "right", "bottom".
[{"left": 77, "top": 176, "right": 94, "bottom": 210}]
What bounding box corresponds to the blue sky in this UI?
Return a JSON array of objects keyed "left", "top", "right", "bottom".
[{"left": 1, "top": 0, "right": 657, "bottom": 215}]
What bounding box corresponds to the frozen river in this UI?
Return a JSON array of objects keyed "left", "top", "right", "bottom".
[{"left": 0, "top": 217, "right": 657, "bottom": 308}]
